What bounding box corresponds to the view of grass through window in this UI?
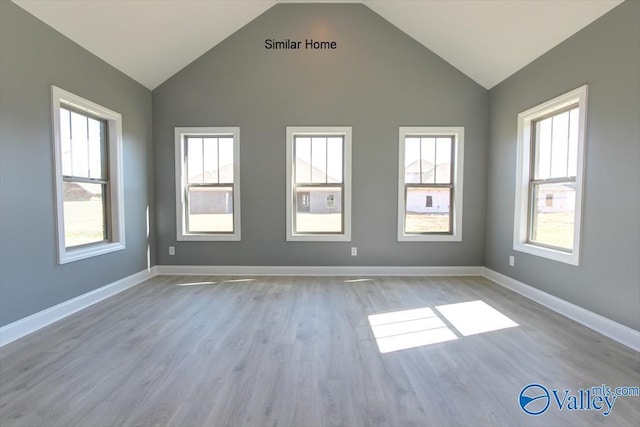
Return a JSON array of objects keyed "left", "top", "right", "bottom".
[{"left": 63, "top": 184, "right": 105, "bottom": 247}]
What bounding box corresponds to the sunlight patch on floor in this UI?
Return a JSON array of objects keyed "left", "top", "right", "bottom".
[
  {"left": 435, "top": 300, "right": 519, "bottom": 336},
  {"left": 368, "top": 308, "right": 457, "bottom": 353},
  {"left": 368, "top": 301, "right": 518, "bottom": 353},
  {"left": 176, "top": 281, "right": 217, "bottom": 286}
]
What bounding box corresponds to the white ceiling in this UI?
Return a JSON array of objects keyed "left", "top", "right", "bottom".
[{"left": 12, "top": 0, "right": 624, "bottom": 90}]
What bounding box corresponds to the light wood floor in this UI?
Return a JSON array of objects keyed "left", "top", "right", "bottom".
[{"left": 1, "top": 275, "right": 638, "bottom": 426}]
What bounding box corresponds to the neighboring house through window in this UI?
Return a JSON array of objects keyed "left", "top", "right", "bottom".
[
  {"left": 286, "top": 126, "right": 352, "bottom": 241},
  {"left": 175, "top": 127, "right": 241, "bottom": 241},
  {"left": 426, "top": 195, "right": 433, "bottom": 208},
  {"left": 514, "top": 85, "right": 588, "bottom": 265},
  {"left": 51, "top": 86, "right": 125, "bottom": 264},
  {"left": 398, "top": 127, "right": 464, "bottom": 241}
]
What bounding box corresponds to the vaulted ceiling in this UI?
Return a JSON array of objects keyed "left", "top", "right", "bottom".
[{"left": 12, "top": 0, "right": 623, "bottom": 90}]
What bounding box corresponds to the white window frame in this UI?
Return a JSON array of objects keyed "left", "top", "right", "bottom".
[
  {"left": 514, "top": 85, "right": 588, "bottom": 265},
  {"left": 51, "top": 86, "right": 125, "bottom": 264},
  {"left": 175, "top": 127, "right": 241, "bottom": 241},
  {"left": 286, "top": 126, "right": 352, "bottom": 242},
  {"left": 397, "top": 127, "right": 464, "bottom": 242}
]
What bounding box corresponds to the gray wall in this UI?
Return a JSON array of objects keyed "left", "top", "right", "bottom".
[
  {"left": 153, "top": 3, "right": 488, "bottom": 266},
  {"left": 485, "top": 0, "right": 640, "bottom": 330},
  {"left": 0, "top": 1, "right": 155, "bottom": 327}
]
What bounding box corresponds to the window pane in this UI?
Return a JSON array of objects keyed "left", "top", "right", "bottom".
[
  {"left": 202, "top": 138, "right": 219, "bottom": 184},
  {"left": 530, "top": 182, "right": 576, "bottom": 250},
  {"left": 550, "top": 111, "right": 569, "bottom": 178},
  {"left": 60, "top": 108, "right": 72, "bottom": 176},
  {"left": 187, "top": 137, "right": 203, "bottom": 184},
  {"left": 567, "top": 108, "right": 579, "bottom": 177},
  {"left": 187, "top": 186, "right": 234, "bottom": 233},
  {"left": 71, "top": 111, "right": 89, "bottom": 178},
  {"left": 435, "top": 137, "right": 452, "bottom": 184},
  {"left": 87, "top": 117, "right": 105, "bottom": 179},
  {"left": 311, "top": 137, "right": 327, "bottom": 183},
  {"left": 63, "top": 181, "right": 106, "bottom": 247},
  {"left": 326, "top": 137, "right": 343, "bottom": 183},
  {"left": 404, "top": 137, "right": 421, "bottom": 184},
  {"left": 218, "top": 137, "right": 234, "bottom": 183},
  {"left": 295, "top": 186, "right": 342, "bottom": 233},
  {"left": 405, "top": 186, "right": 450, "bottom": 233},
  {"left": 535, "top": 117, "right": 552, "bottom": 180},
  {"left": 295, "top": 137, "right": 312, "bottom": 184},
  {"left": 421, "top": 138, "right": 436, "bottom": 184}
]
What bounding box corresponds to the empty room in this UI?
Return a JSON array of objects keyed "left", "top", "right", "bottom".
[{"left": 1, "top": 0, "right": 639, "bottom": 426}]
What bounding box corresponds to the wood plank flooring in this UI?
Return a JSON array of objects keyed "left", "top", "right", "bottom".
[{"left": 1, "top": 275, "right": 638, "bottom": 426}]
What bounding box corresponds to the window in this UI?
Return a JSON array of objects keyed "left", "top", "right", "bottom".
[
  {"left": 398, "top": 127, "right": 464, "bottom": 241},
  {"left": 545, "top": 194, "right": 554, "bottom": 208},
  {"left": 175, "top": 127, "right": 240, "bottom": 241},
  {"left": 286, "top": 127, "right": 351, "bottom": 241},
  {"left": 514, "top": 85, "right": 587, "bottom": 265},
  {"left": 301, "top": 193, "right": 310, "bottom": 208},
  {"left": 51, "top": 86, "right": 125, "bottom": 264}
]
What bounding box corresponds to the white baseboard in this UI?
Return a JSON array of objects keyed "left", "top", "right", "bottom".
[
  {"left": 0, "top": 267, "right": 157, "bottom": 347},
  {"left": 154, "top": 265, "right": 484, "bottom": 276},
  {"left": 483, "top": 268, "right": 640, "bottom": 352}
]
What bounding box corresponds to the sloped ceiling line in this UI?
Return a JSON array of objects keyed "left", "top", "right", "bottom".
[{"left": 11, "top": 0, "right": 624, "bottom": 90}]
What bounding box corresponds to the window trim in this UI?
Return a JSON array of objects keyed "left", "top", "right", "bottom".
[
  {"left": 175, "top": 127, "right": 241, "bottom": 241},
  {"left": 51, "top": 85, "right": 125, "bottom": 264},
  {"left": 513, "top": 85, "right": 588, "bottom": 265},
  {"left": 397, "top": 126, "right": 464, "bottom": 242},
  {"left": 286, "top": 126, "right": 352, "bottom": 242}
]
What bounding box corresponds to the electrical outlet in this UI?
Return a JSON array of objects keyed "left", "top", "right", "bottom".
[
  {"left": 509, "top": 255, "right": 515, "bottom": 267},
  {"left": 169, "top": 246, "right": 175, "bottom": 256},
  {"left": 351, "top": 247, "right": 358, "bottom": 256}
]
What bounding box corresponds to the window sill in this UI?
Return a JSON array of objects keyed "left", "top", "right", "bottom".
[
  {"left": 177, "top": 233, "right": 241, "bottom": 242},
  {"left": 513, "top": 242, "right": 579, "bottom": 266},
  {"left": 398, "top": 234, "right": 462, "bottom": 242},
  {"left": 59, "top": 241, "right": 125, "bottom": 264},
  {"left": 287, "top": 233, "right": 351, "bottom": 242}
]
